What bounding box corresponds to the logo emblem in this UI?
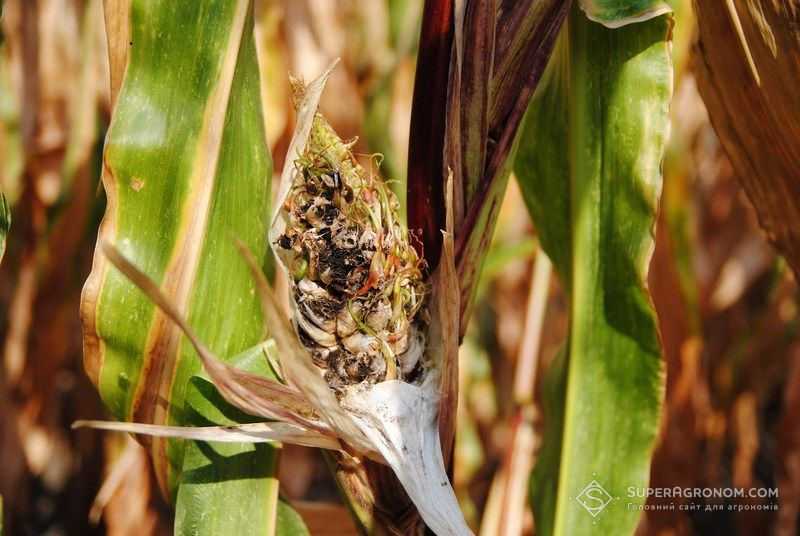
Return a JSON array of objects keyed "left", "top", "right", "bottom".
[{"left": 576, "top": 480, "right": 613, "bottom": 517}]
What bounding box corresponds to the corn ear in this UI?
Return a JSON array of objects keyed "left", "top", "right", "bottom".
[{"left": 270, "top": 61, "right": 470, "bottom": 535}]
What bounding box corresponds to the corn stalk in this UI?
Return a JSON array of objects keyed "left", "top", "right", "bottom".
[{"left": 332, "top": 0, "right": 572, "bottom": 530}]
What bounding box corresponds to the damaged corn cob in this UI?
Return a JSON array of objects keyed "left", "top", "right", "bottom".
[
  {"left": 267, "top": 63, "right": 467, "bottom": 535},
  {"left": 274, "top": 107, "right": 427, "bottom": 391}
]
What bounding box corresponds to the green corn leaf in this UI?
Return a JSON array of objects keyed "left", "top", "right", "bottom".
[
  {"left": 176, "top": 342, "right": 308, "bottom": 536},
  {"left": 81, "top": 0, "right": 290, "bottom": 531},
  {"left": 514, "top": 5, "right": 672, "bottom": 535}
]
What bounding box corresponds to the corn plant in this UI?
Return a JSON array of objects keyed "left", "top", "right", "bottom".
[{"left": 76, "top": 0, "right": 679, "bottom": 534}]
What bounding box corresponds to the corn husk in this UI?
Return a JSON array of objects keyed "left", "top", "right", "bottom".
[
  {"left": 339, "top": 375, "right": 467, "bottom": 535},
  {"left": 72, "top": 420, "right": 341, "bottom": 450}
]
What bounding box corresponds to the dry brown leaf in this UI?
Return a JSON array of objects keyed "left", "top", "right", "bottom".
[{"left": 692, "top": 0, "right": 800, "bottom": 276}]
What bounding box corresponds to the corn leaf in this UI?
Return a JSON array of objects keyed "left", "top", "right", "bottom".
[
  {"left": 515, "top": 6, "right": 672, "bottom": 535},
  {"left": 692, "top": 0, "right": 800, "bottom": 278},
  {"left": 176, "top": 342, "right": 309, "bottom": 535},
  {"left": 81, "top": 0, "right": 290, "bottom": 531},
  {"left": 407, "top": 0, "right": 569, "bottom": 332}
]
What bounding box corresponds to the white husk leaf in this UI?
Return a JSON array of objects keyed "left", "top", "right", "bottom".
[
  {"left": 341, "top": 377, "right": 473, "bottom": 536},
  {"left": 73, "top": 420, "right": 342, "bottom": 450}
]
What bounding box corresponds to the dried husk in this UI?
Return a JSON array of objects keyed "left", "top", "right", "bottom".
[{"left": 72, "top": 420, "right": 341, "bottom": 450}]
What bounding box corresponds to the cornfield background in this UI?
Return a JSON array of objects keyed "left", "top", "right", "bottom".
[{"left": 1, "top": 0, "right": 799, "bottom": 534}]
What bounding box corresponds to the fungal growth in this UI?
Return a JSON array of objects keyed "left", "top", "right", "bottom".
[{"left": 274, "top": 109, "right": 427, "bottom": 392}]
